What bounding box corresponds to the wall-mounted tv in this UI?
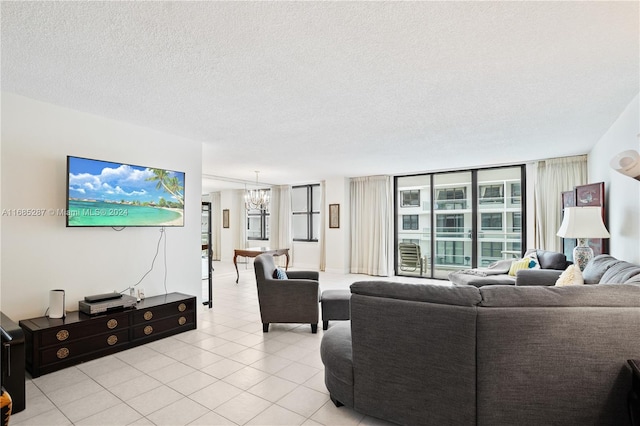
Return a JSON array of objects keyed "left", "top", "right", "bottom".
[{"left": 67, "top": 156, "right": 185, "bottom": 227}]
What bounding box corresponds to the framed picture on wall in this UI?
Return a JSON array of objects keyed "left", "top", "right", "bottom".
[
  {"left": 561, "top": 190, "right": 575, "bottom": 208},
  {"left": 329, "top": 204, "right": 340, "bottom": 229},
  {"left": 222, "top": 209, "right": 230, "bottom": 228},
  {"left": 576, "top": 182, "right": 604, "bottom": 207}
]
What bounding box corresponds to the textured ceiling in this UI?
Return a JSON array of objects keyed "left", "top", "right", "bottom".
[{"left": 2, "top": 1, "right": 638, "bottom": 193}]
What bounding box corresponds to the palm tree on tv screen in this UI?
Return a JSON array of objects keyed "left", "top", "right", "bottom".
[{"left": 146, "top": 169, "right": 184, "bottom": 206}]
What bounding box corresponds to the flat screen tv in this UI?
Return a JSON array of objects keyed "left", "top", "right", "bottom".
[{"left": 66, "top": 156, "right": 185, "bottom": 227}]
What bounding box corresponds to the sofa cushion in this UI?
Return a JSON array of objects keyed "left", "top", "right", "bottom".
[
  {"left": 350, "top": 281, "right": 481, "bottom": 306},
  {"left": 448, "top": 272, "right": 516, "bottom": 287},
  {"left": 515, "top": 269, "right": 564, "bottom": 286},
  {"left": 554, "top": 265, "right": 584, "bottom": 286},
  {"left": 599, "top": 261, "right": 640, "bottom": 284},
  {"left": 581, "top": 254, "right": 620, "bottom": 284},
  {"left": 536, "top": 250, "right": 569, "bottom": 270},
  {"left": 479, "top": 284, "right": 640, "bottom": 307}
]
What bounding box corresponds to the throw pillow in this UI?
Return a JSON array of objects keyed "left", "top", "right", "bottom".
[
  {"left": 524, "top": 251, "right": 541, "bottom": 269},
  {"left": 508, "top": 258, "right": 532, "bottom": 276},
  {"left": 555, "top": 264, "right": 584, "bottom": 286},
  {"left": 273, "top": 268, "right": 288, "bottom": 280}
]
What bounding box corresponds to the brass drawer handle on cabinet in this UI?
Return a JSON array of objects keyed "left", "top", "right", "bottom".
[
  {"left": 57, "top": 348, "right": 69, "bottom": 359},
  {"left": 107, "top": 319, "right": 118, "bottom": 329},
  {"left": 178, "top": 303, "right": 187, "bottom": 312},
  {"left": 56, "top": 330, "right": 69, "bottom": 341},
  {"left": 178, "top": 316, "right": 187, "bottom": 326},
  {"left": 107, "top": 335, "right": 118, "bottom": 346},
  {"left": 143, "top": 326, "right": 153, "bottom": 335},
  {"left": 143, "top": 311, "right": 153, "bottom": 321}
]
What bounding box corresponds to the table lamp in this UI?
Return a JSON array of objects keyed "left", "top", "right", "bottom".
[{"left": 557, "top": 206, "right": 610, "bottom": 271}]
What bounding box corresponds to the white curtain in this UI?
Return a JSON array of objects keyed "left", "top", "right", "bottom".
[
  {"left": 210, "top": 192, "right": 221, "bottom": 261},
  {"left": 319, "top": 181, "right": 326, "bottom": 271},
  {"left": 270, "top": 185, "right": 292, "bottom": 266},
  {"left": 534, "top": 155, "right": 588, "bottom": 251},
  {"left": 350, "top": 175, "right": 393, "bottom": 276}
]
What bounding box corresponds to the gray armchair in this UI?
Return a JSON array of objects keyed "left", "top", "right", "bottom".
[{"left": 253, "top": 254, "right": 320, "bottom": 333}]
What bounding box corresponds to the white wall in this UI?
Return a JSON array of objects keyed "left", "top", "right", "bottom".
[
  {"left": 588, "top": 93, "right": 640, "bottom": 264},
  {"left": 217, "top": 180, "right": 351, "bottom": 272},
  {"left": 323, "top": 177, "right": 350, "bottom": 273},
  {"left": 1, "top": 93, "right": 203, "bottom": 320}
]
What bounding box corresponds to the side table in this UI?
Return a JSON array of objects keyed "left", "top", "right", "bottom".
[
  {"left": 629, "top": 359, "right": 640, "bottom": 426},
  {"left": 233, "top": 247, "right": 289, "bottom": 283}
]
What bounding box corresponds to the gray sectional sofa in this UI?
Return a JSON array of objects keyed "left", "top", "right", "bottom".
[
  {"left": 321, "top": 267, "right": 640, "bottom": 425},
  {"left": 448, "top": 249, "right": 572, "bottom": 287},
  {"left": 518, "top": 254, "right": 640, "bottom": 286}
]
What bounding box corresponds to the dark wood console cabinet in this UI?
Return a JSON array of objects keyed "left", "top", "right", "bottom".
[{"left": 19, "top": 292, "right": 196, "bottom": 378}]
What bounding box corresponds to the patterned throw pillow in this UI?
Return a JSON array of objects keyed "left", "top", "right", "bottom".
[
  {"left": 555, "top": 264, "right": 584, "bottom": 286},
  {"left": 524, "top": 252, "right": 541, "bottom": 269},
  {"left": 273, "top": 268, "right": 288, "bottom": 280},
  {"left": 508, "top": 258, "right": 532, "bottom": 276}
]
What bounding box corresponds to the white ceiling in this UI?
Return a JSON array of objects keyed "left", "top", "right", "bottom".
[{"left": 2, "top": 1, "right": 638, "bottom": 193}]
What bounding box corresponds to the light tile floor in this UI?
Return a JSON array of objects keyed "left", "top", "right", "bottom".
[{"left": 11, "top": 261, "right": 441, "bottom": 426}]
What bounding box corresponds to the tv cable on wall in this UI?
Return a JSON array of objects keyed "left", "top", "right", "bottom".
[{"left": 119, "top": 227, "right": 169, "bottom": 298}]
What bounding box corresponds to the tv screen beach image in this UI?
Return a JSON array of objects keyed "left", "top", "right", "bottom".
[{"left": 67, "top": 157, "right": 185, "bottom": 227}]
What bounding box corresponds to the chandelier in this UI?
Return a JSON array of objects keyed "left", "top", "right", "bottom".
[{"left": 244, "top": 171, "right": 270, "bottom": 210}]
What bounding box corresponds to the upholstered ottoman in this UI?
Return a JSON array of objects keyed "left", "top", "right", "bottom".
[{"left": 321, "top": 290, "right": 351, "bottom": 330}]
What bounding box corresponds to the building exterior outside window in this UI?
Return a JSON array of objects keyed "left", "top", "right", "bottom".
[
  {"left": 436, "top": 214, "right": 465, "bottom": 237},
  {"left": 401, "top": 190, "right": 420, "bottom": 207},
  {"left": 402, "top": 214, "right": 419, "bottom": 230},
  {"left": 480, "top": 213, "right": 503, "bottom": 231},
  {"left": 481, "top": 242, "right": 503, "bottom": 260},
  {"left": 395, "top": 165, "right": 525, "bottom": 279}
]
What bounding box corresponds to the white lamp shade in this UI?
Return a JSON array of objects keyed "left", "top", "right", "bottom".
[{"left": 557, "top": 206, "right": 610, "bottom": 239}]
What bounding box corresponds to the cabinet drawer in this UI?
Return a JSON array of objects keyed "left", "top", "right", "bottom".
[
  {"left": 131, "top": 312, "right": 195, "bottom": 339},
  {"left": 39, "top": 312, "right": 130, "bottom": 347},
  {"left": 132, "top": 299, "right": 194, "bottom": 324},
  {"left": 40, "top": 329, "right": 130, "bottom": 365}
]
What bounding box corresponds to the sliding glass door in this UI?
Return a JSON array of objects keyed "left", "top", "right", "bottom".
[
  {"left": 395, "top": 165, "right": 525, "bottom": 279},
  {"left": 396, "top": 175, "right": 431, "bottom": 277},
  {"left": 477, "top": 168, "right": 523, "bottom": 267},
  {"left": 432, "top": 171, "right": 472, "bottom": 279}
]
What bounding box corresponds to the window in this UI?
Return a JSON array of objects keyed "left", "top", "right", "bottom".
[
  {"left": 292, "top": 184, "right": 320, "bottom": 241},
  {"left": 436, "top": 187, "right": 466, "bottom": 210},
  {"left": 481, "top": 242, "right": 503, "bottom": 258},
  {"left": 247, "top": 197, "right": 270, "bottom": 240},
  {"left": 510, "top": 212, "right": 522, "bottom": 232},
  {"left": 481, "top": 213, "right": 503, "bottom": 231},
  {"left": 401, "top": 190, "right": 420, "bottom": 207},
  {"left": 402, "top": 214, "right": 419, "bottom": 230},
  {"left": 436, "top": 241, "right": 465, "bottom": 265},
  {"left": 436, "top": 214, "right": 465, "bottom": 237},
  {"left": 507, "top": 242, "right": 521, "bottom": 253},
  {"left": 479, "top": 184, "right": 504, "bottom": 204},
  {"left": 510, "top": 183, "right": 521, "bottom": 204}
]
